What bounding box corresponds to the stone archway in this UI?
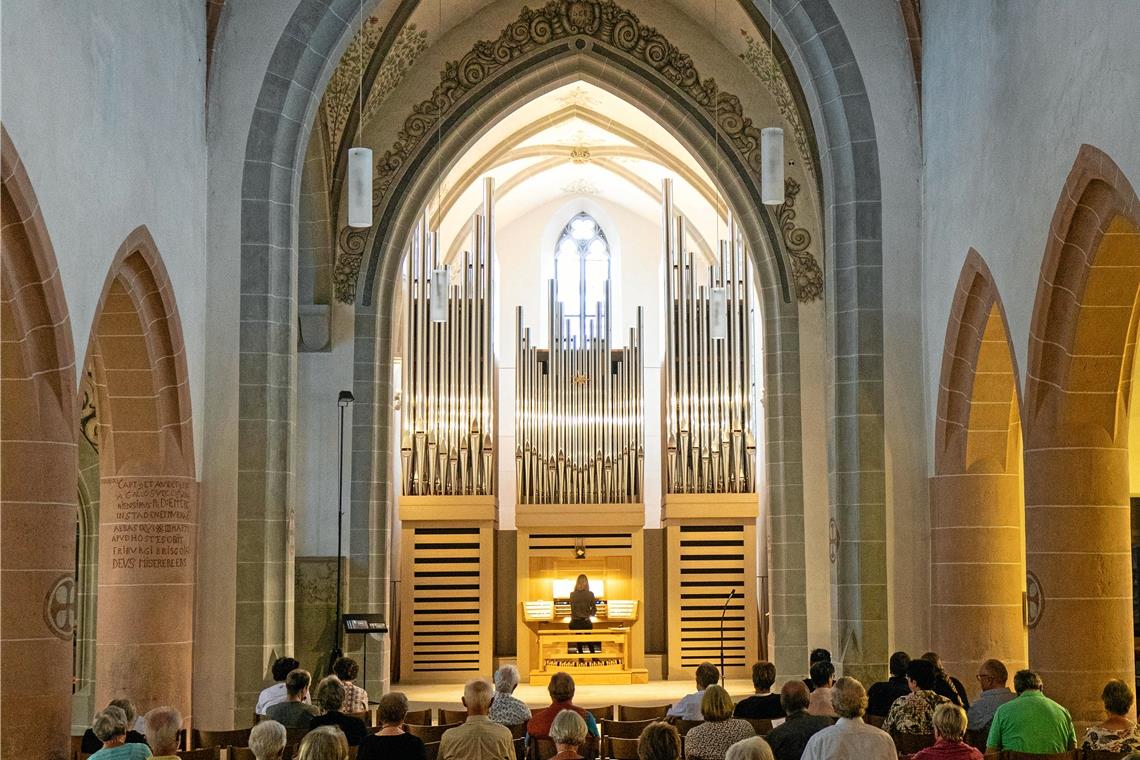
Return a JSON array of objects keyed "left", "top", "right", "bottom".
[
  {"left": 1024, "top": 144, "right": 1140, "bottom": 722},
  {"left": 0, "top": 127, "right": 78, "bottom": 760},
  {"left": 85, "top": 227, "right": 197, "bottom": 718},
  {"left": 931, "top": 249, "right": 1026, "bottom": 683}
]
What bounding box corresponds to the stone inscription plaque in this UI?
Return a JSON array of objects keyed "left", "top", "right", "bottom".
[{"left": 103, "top": 477, "right": 194, "bottom": 584}]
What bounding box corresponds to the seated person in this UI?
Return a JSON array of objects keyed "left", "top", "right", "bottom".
[
  {"left": 296, "top": 726, "right": 348, "bottom": 759},
  {"left": 88, "top": 707, "right": 152, "bottom": 760},
  {"left": 1082, "top": 679, "right": 1140, "bottom": 752},
  {"left": 806, "top": 661, "right": 837, "bottom": 718},
  {"left": 248, "top": 721, "right": 287, "bottom": 760},
  {"left": 143, "top": 706, "right": 183, "bottom": 760},
  {"left": 867, "top": 651, "right": 911, "bottom": 718},
  {"left": 638, "top": 722, "right": 682, "bottom": 760},
  {"left": 725, "top": 737, "right": 775, "bottom": 760},
  {"left": 667, "top": 662, "right": 720, "bottom": 721},
  {"left": 528, "top": 671, "right": 599, "bottom": 738},
  {"left": 488, "top": 664, "right": 532, "bottom": 726},
  {"left": 803, "top": 649, "right": 831, "bottom": 693},
  {"left": 912, "top": 704, "right": 983, "bottom": 760},
  {"left": 734, "top": 661, "right": 784, "bottom": 719},
  {"left": 332, "top": 656, "right": 369, "bottom": 714},
  {"left": 921, "top": 652, "right": 970, "bottom": 709},
  {"left": 884, "top": 659, "right": 950, "bottom": 735},
  {"left": 266, "top": 669, "right": 320, "bottom": 729},
  {"left": 985, "top": 669, "right": 1076, "bottom": 754},
  {"left": 966, "top": 659, "right": 1015, "bottom": 732},
  {"left": 764, "top": 681, "right": 835, "bottom": 760},
  {"left": 683, "top": 685, "right": 756, "bottom": 760},
  {"left": 439, "top": 679, "right": 514, "bottom": 760},
  {"left": 257, "top": 656, "right": 308, "bottom": 715},
  {"left": 801, "top": 677, "right": 896, "bottom": 760},
  {"left": 359, "top": 692, "right": 426, "bottom": 760},
  {"left": 550, "top": 709, "right": 590, "bottom": 760},
  {"left": 308, "top": 675, "right": 369, "bottom": 746},
  {"left": 82, "top": 699, "right": 148, "bottom": 753}
]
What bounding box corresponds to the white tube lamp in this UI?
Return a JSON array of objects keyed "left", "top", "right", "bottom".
[
  {"left": 761, "top": 127, "right": 784, "bottom": 206},
  {"left": 347, "top": 147, "right": 373, "bottom": 228}
]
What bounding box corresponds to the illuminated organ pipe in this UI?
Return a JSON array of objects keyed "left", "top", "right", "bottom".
[
  {"left": 401, "top": 178, "right": 496, "bottom": 496},
  {"left": 662, "top": 178, "right": 756, "bottom": 494},
  {"left": 515, "top": 284, "right": 644, "bottom": 504}
]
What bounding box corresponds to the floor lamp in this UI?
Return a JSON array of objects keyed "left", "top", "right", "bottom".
[{"left": 328, "top": 390, "right": 354, "bottom": 674}]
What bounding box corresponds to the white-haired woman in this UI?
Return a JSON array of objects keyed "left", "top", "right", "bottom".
[
  {"left": 725, "top": 737, "right": 775, "bottom": 760},
  {"left": 249, "top": 720, "right": 287, "bottom": 760},
  {"left": 550, "top": 709, "right": 589, "bottom": 760},
  {"left": 488, "top": 663, "right": 532, "bottom": 726},
  {"left": 82, "top": 699, "right": 148, "bottom": 753},
  {"left": 296, "top": 726, "right": 348, "bottom": 760},
  {"left": 88, "top": 707, "right": 153, "bottom": 760}
]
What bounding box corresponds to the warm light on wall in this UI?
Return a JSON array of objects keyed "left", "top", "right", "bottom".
[{"left": 552, "top": 578, "right": 605, "bottom": 597}]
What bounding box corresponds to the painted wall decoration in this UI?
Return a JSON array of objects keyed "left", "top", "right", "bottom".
[
  {"left": 778, "top": 178, "right": 822, "bottom": 302},
  {"left": 738, "top": 30, "right": 815, "bottom": 178}
]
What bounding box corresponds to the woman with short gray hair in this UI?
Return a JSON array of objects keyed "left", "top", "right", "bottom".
[
  {"left": 725, "top": 737, "right": 775, "bottom": 760},
  {"left": 81, "top": 699, "right": 148, "bottom": 753},
  {"left": 249, "top": 720, "right": 287, "bottom": 760},
  {"left": 88, "top": 706, "right": 153, "bottom": 760},
  {"left": 308, "top": 675, "right": 368, "bottom": 746},
  {"left": 358, "top": 692, "right": 427, "bottom": 760},
  {"left": 489, "top": 663, "right": 532, "bottom": 726},
  {"left": 550, "top": 709, "right": 588, "bottom": 759}
]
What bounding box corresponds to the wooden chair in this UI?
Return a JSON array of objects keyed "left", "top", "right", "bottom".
[
  {"left": 505, "top": 722, "right": 528, "bottom": 739},
  {"left": 438, "top": 708, "right": 468, "bottom": 725},
  {"left": 346, "top": 709, "right": 373, "bottom": 727},
  {"left": 513, "top": 735, "right": 527, "bottom": 760},
  {"left": 618, "top": 704, "right": 671, "bottom": 721},
  {"left": 194, "top": 728, "right": 252, "bottom": 749},
  {"left": 408, "top": 722, "right": 461, "bottom": 743},
  {"left": 424, "top": 741, "right": 440, "bottom": 760},
  {"left": 673, "top": 719, "right": 703, "bottom": 736},
  {"left": 866, "top": 714, "right": 886, "bottom": 729},
  {"left": 601, "top": 718, "right": 654, "bottom": 758},
  {"left": 744, "top": 718, "right": 772, "bottom": 736},
  {"left": 404, "top": 708, "right": 432, "bottom": 726},
  {"left": 229, "top": 748, "right": 256, "bottom": 760},
  {"left": 71, "top": 736, "right": 83, "bottom": 760},
  {"left": 891, "top": 732, "right": 936, "bottom": 755},
  {"left": 530, "top": 735, "right": 598, "bottom": 760},
  {"left": 177, "top": 749, "right": 220, "bottom": 760},
  {"left": 285, "top": 728, "right": 309, "bottom": 747},
  {"left": 1082, "top": 751, "right": 1130, "bottom": 760},
  {"left": 963, "top": 728, "right": 988, "bottom": 752},
  {"left": 1001, "top": 752, "right": 1080, "bottom": 760},
  {"left": 584, "top": 705, "right": 615, "bottom": 721},
  {"left": 610, "top": 737, "right": 640, "bottom": 760}
]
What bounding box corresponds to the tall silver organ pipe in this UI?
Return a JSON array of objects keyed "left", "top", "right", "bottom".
[
  {"left": 662, "top": 178, "right": 756, "bottom": 494},
  {"left": 514, "top": 285, "right": 644, "bottom": 504},
  {"left": 401, "top": 178, "right": 496, "bottom": 497}
]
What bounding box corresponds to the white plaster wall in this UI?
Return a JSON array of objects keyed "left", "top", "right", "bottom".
[
  {"left": 922, "top": 1, "right": 1140, "bottom": 445},
  {"left": 0, "top": 0, "right": 207, "bottom": 464}
]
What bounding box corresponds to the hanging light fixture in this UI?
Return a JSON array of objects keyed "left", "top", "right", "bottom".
[
  {"left": 761, "top": 0, "right": 785, "bottom": 206},
  {"left": 347, "top": 0, "right": 372, "bottom": 228}
]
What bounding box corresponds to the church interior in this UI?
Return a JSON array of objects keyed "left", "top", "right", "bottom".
[{"left": 2, "top": 1, "right": 1139, "bottom": 758}]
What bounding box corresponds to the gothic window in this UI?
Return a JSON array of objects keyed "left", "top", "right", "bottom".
[{"left": 554, "top": 212, "right": 611, "bottom": 343}]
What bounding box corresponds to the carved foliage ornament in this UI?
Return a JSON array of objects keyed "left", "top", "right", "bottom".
[
  {"left": 778, "top": 178, "right": 822, "bottom": 303},
  {"left": 333, "top": 0, "right": 823, "bottom": 304}
]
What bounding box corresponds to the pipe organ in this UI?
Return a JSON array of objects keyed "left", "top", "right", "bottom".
[
  {"left": 662, "top": 178, "right": 756, "bottom": 495},
  {"left": 401, "top": 179, "right": 496, "bottom": 498},
  {"left": 514, "top": 286, "right": 644, "bottom": 504}
]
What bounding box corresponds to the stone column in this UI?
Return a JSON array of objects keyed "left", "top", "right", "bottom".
[
  {"left": 96, "top": 475, "right": 197, "bottom": 714},
  {"left": 1024, "top": 443, "right": 1135, "bottom": 723},
  {"left": 930, "top": 471, "right": 1026, "bottom": 680}
]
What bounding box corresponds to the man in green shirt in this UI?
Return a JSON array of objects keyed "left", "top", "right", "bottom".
[{"left": 986, "top": 669, "right": 1077, "bottom": 754}]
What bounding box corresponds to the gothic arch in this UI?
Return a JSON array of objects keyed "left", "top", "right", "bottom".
[
  {"left": 1023, "top": 144, "right": 1140, "bottom": 721},
  {"left": 0, "top": 126, "right": 78, "bottom": 760}
]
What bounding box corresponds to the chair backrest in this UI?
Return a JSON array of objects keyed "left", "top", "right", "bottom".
[
  {"left": 177, "top": 749, "right": 221, "bottom": 760},
  {"left": 505, "top": 722, "right": 528, "bottom": 739},
  {"left": 407, "top": 722, "right": 461, "bottom": 743},
  {"left": 285, "top": 728, "right": 309, "bottom": 747},
  {"left": 346, "top": 709, "right": 373, "bottom": 727},
  {"left": 194, "top": 728, "right": 252, "bottom": 749},
  {"left": 584, "top": 705, "right": 615, "bottom": 722},
  {"left": 963, "top": 728, "right": 988, "bottom": 752},
  {"left": 618, "top": 704, "right": 671, "bottom": 721},
  {"left": 439, "top": 708, "right": 468, "bottom": 725},
  {"left": 404, "top": 708, "right": 432, "bottom": 726},
  {"left": 602, "top": 718, "right": 655, "bottom": 740},
  {"left": 424, "top": 740, "right": 440, "bottom": 760},
  {"left": 1082, "top": 751, "right": 1129, "bottom": 760},
  {"left": 674, "top": 719, "right": 703, "bottom": 736},
  {"left": 610, "top": 736, "right": 641, "bottom": 760},
  {"left": 513, "top": 736, "right": 527, "bottom": 760},
  {"left": 866, "top": 714, "right": 886, "bottom": 729},
  {"left": 745, "top": 718, "right": 772, "bottom": 736},
  {"left": 891, "top": 732, "right": 936, "bottom": 754},
  {"left": 1001, "top": 752, "right": 1081, "bottom": 760},
  {"left": 229, "top": 748, "right": 255, "bottom": 760},
  {"left": 531, "top": 734, "right": 599, "bottom": 760}
]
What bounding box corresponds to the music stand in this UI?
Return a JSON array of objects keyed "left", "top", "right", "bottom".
[{"left": 342, "top": 613, "right": 388, "bottom": 698}]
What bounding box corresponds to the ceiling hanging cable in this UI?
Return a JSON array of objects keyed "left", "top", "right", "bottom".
[
  {"left": 347, "top": 0, "right": 372, "bottom": 227},
  {"left": 430, "top": 0, "right": 449, "bottom": 322},
  {"left": 761, "top": 0, "right": 785, "bottom": 206}
]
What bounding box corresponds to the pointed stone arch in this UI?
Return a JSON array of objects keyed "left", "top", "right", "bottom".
[
  {"left": 0, "top": 126, "right": 78, "bottom": 760},
  {"left": 1024, "top": 144, "right": 1140, "bottom": 722},
  {"left": 931, "top": 249, "right": 1026, "bottom": 683}
]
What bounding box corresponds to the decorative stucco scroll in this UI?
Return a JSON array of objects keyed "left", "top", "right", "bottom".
[{"left": 779, "top": 178, "right": 822, "bottom": 303}]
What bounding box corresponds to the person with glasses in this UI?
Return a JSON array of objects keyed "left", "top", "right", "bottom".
[{"left": 966, "top": 660, "right": 1015, "bottom": 731}]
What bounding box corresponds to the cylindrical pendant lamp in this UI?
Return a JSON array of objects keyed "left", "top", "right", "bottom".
[
  {"left": 761, "top": 127, "right": 784, "bottom": 206},
  {"left": 348, "top": 147, "right": 373, "bottom": 228},
  {"left": 430, "top": 268, "right": 449, "bottom": 322}
]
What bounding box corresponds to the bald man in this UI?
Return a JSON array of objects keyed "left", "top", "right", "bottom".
[{"left": 439, "top": 679, "right": 513, "bottom": 760}]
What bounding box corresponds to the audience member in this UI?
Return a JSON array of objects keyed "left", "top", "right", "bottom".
[
  {"left": 248, "top": 720, "right": 287, "bottom": 760},
  {"left": 359, "top": 692, "right": 427, "bottom": 760},
  {"left": 331, "top": 657, "right": 368, "bottom": 714},
  {"left": 143, "top": 706, "right": 182, "bottom": 760},
  {"left": 488, "top": 663, "right": 532, "bottom": 726},
  {"left": 867, "top": 651, "right": 911, "bottom": 718},
  {"left": 684, "top": 685, "right": 756, "bottom": 759},
  {"left": 764, "top": 681, "right": 835, "bottom": 760},
  {"left": 734, "top": 661, "right": 784, "bottom": 719},
  {"left": 883, "top": 659, "right": 950, "bottom": 735},
  {"left": 921, "top": 652, "right": 970, "bottom": 709},
  {"left": 257, "top": 656, "right": 307, "bottom": 715},
  {"left": 806, "top": 661, "right": 837, "bottom": 717},
  {"left": 1082, "top": 679, "right": 1140, "bottom": 752},
  {"left": 550, "top": 709, "right": 589, "bottom": 760},
  {"left": 266, "top": 669, "right": 320, "bottom": 729},
  {"left": 801, "top": 677, "right": 895, "bottom": 760},
  {"left": 668, "top": 662, "right": 720, "bottom": 721},
  {"left": 966, "top": 659, "right": 1014, "bottom": 731},
  {"left": 985, "top": 669, "right": 1076, "bottom": 754},
  {"left": 296, "top": 725, "right": 349, "bottom": 760},
  {"left": 82, "top": 699, "right": 148, "bottom": 753},
  {"left": 638, "top": 722, "right": 682, "bottom": 760},
  {"left": 724, "top": 736, "right": 775, "bottom": 760},
  {"left": 529, "top": 672, "right": 600, "bottom": 738},
  {"left": 88, "top": 707, "right": 152, "bottom": 760},
  {"left": 803, "top": 649, "right": 831, "bottom": 692},
  {"left": 911, "top": 704, "right": 983, "bottom": 760},
  {"left": 439, "top": 679, "right": 514, "bottom": 760},
  {"left": 308, "top": 675, "right": 368, "bottom": 746}
]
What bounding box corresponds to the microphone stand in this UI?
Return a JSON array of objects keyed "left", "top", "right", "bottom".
[
  {"left": 720, "top": 589, "right": 737, "bottom": 678},
  {"left": 327, "top": 390, "right": 354, "bottom": 674}
]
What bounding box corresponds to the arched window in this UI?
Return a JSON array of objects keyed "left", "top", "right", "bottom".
[{"left": 554, "top": 212, "right": 611, "bottom": 343}]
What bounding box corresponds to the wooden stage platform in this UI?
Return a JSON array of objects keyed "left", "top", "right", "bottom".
[{"left": 398, "top": 677, "right": 758, "bottom": 710}]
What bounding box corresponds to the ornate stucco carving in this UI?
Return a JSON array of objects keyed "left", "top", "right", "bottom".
[
  {"left": 738, "top": 30, "right": 815, "bottom": 178},
  {"left": 333, "top": 0, "right": 823, "bottom": 304},
  {"left": 80, "top": 366, "right": 99, "bottom": 451},
  {"left": 320, "top": 15, "right": 385, "bottom": 161},
  {"left": 779, "top": 178, "right": 822, "bottom": 303},
  {"left": 361, "top": 24, "right": 429, "bottom": 125}
]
